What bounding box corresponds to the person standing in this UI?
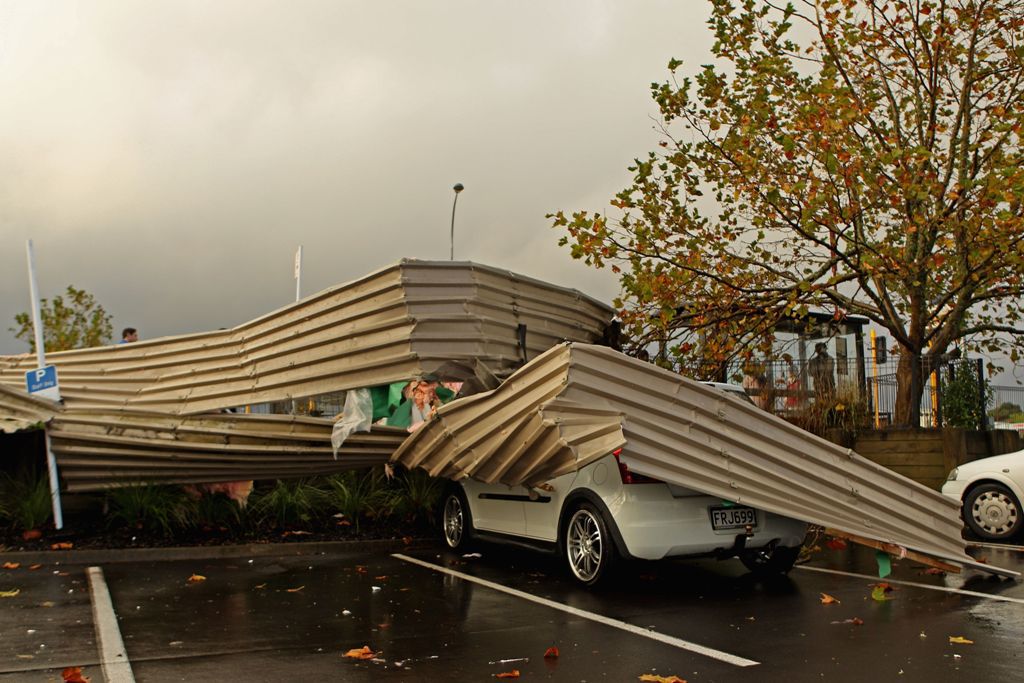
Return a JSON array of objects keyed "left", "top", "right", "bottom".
[
  {"left": 808, "top": 342, "right": 835, "bottom": 399},
  {"left": 120, "top": 327, "right": 138, "bottom": 344}
]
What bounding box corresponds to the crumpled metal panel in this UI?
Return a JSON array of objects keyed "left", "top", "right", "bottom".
[
  {"left": 0, "top": 260, "right": 613, "bottom": 415},
  {"left": 392, "top": 342, "right": 976, "bottom": 570},
  {"left": 0, "top": 384, "right": 58, "bottom": 434},
  {"left": 47, "top": 409, "right": 408, "bottom": 491}
]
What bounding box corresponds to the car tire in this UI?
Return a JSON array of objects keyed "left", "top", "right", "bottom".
[
  {"left": 964, "top": 483, "right": 1023, "bottom": 541},
  {"left": 563, "top": 502, "right": 616, "bottom": 587},
  {"left": 441, "top": 487, "right": 473, "bottom": 550},
  {"left": 740, "top": 542, "right": 800, "bottom": 576}
]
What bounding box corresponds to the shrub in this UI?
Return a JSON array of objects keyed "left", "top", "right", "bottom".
[
  {"left": 105, "top": 483, "right": 192, "bottom": 536},
  {"left": 941, "top": 363, "right": 993, "bottom": 429},
  {"left": 323, "top": 468, "right": 396, "bottom": 532},
  {"left": 249, "top": 478, "right": 327, "bottom": 529},
  {"left": 186, "top": 491, "right": 249, "bottom": 533},
  {"left": 789, "top": 382, "right": 869, "bottom": 438},
  {"left": 0, "top": 469, "right": 53, "bottom": 532},
  {"left": 393, "top": 466, "right": 444, "bottom": 525}
]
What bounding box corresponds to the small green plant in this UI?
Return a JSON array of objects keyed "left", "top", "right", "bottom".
[
  {"left": 250, "top": 478, "right": 327, "bottom": 529},
  {"left": 0, "top": 469, "right": 53, "bottom": 532},
  {"left": 941, "top": 363, "right": 993, "bottom": 429},
  {"left": 393, "top": 466, "right": 444, "bottom": 525},
  {"left": 323, "top": 468, "right": 395, "bottom": 532},
  {"left": 105, "top": 483, "right": 192, "bottom": 536},
  {"left": 186, "top": 491, "right": 249, "bottom": 533}
]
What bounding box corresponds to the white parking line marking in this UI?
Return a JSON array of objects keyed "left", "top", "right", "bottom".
[
  {"left": 796, "top": 565, "right": 1024, "bottom": 605},
  {"left": 392, "top": 553, "right": 759, "bottom": 667},
  {"left": 86, "top": 567, "right": 136, "bottom": 683}
]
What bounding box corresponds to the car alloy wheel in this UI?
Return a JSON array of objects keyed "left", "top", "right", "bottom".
[
  {"left": 443, "top": 493, "right": 465, "bottom": 549},
  {"left": 565, "top": 504, "right": 614, "bottom": 585},
  {"left": 966, "top": 484, "right": 1022, "bottom": 540}
]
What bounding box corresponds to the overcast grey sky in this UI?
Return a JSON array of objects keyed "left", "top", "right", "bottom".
[{"left": 0, "top": 0, "right": 712, "bottom": 352}]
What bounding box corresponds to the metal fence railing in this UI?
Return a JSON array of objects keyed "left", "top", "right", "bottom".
[
  {"left": 720, "top": 355, "right": 995, "bottom": 430},
  {"left": 991, "top": 383, "right": 1024, "bottom": 434}
]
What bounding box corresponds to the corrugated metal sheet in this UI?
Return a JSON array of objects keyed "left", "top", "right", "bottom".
[
  {"left": 0, "top": 260, "right": 613, "bottom": 415},
  {"left": 47, "top": 409, "right": 407, "bottom": 491},
  {"left": 0, "top": 384, "right": 58, "bottom": 434},
  {"left": 392, "top": 343, "right": 980, "bottom": 571}
]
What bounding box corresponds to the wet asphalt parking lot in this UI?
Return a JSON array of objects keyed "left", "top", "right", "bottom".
[{"left": 1, "top": 539, "right": 1023, "bottom": 682}]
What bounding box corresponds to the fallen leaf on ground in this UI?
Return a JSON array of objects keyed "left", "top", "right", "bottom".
[
  {"left": 949, "top": 636, "right": 974, "bottom": 645},
  {"left": 495, "top": 671, "right": 520, "bottom": 679},
  {"left": 355, "top": 566, "right": 368, "bottom": 574},
  {"left": 282, "top": 530, "right": 312, "bottom": 537},
  {"left": 28, "top": 564, "right": 42, "bottom": 571},
  {"left": 21, "top": 529, "right": 42, "bottom": 541},
  {"left": 638, "top": 674, "right": 687, "bottom": 682},
  {"left": 544, "top": 646, "right": 559, "bottom": 659},
  {"left": 187, "top": 574, "right": 206, "bottom": 583},
  {"left": 3, "top": 562, "right": 20, "bottom": 569},
  {"left": 336, "top": 520, "right": 352, "bottom": 527},
  {"left": 831, "top": 617, "right": 864, "bottom": 625},
  {"left": 40, "top": 601, "right": 55, "bottom": 607},
  {"left": 51, "top": 542, "right": 73, "bottom": 550},
  {"left": 0, "top": 589, "right": 20, "bottom": 598},
  {"left": 254, "top": 583, "right": 267, "bottom": 589},
  {"left": 344, "top": 646, "right": 376, "bottom": 660},
  {"left": 16, "top": 654, "right": 34, "bottom": 660},
  {"left": 374, "top": 576, "right": 388, "bottom": 581},
  {"left": 286, "top": 585, "right": 305, "bottom": 593},
  {"left": 825, "top": 538, "right": 848, "bottom": 551},
  {"left": 820, "top": 593, "right": 840, "bottom": 604},
  {"left": 61, "top": 666, "right": 90, "bottom": 682},
  {"left": 402, "top": 536, "right": 413, "bottom": 545},
  {"left": 870, "top": 583, "right": 894, "bottom": 601}
]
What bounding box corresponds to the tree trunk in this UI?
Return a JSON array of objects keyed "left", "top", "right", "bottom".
[{"left": 894, "top": 353, "right": 923, "bottom": 427}]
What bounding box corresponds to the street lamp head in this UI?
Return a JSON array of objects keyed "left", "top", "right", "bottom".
[{"left": 453, "top": 183, "right": 464, "bottom": 193}]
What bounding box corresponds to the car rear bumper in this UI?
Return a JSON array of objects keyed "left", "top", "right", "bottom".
[{"left": 610, "top": 488, "right": 808, "bottom": 560}]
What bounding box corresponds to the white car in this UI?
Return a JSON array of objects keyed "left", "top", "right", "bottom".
[
  {"left": 440, "top": 449, "right": 809, "bottom": 586},
  {"left": 942, "top": 448, "right": 1024, "bottom": 541}
]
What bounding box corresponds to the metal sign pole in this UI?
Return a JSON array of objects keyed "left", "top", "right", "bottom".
[
  {"left": 294, "top": 245, "right": 303, "bottom": 302},
  {"left": 25, "top": 239, "right": 64, "bottom": 530}
]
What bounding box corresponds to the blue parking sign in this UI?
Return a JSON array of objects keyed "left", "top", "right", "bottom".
[{"left": 26, "top": 365, "right": 60, "bottom": 400}]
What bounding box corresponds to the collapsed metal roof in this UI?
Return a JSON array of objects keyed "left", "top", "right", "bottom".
[
  {"left": 47, "top": 409, "right": 407, "bottom": 492},
  {"left": 0, "top": 260, "right": 613, "bottom": 414},
  {"left": 0, "top": 384, "right": 58, "bottom": 434},
  {"left": 392, "top": 342, "right": 990, "bottom": 574},
  {"left": 0, "top": 261, "right": 613, "bottom": 491},
  {"left": 0, "top": 259, "right": 1003, "bottom": 575}
]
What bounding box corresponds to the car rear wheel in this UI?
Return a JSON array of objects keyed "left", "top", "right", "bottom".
[
  {"left": 442, "top": 488, "right": 473, "bottom": 550},
  {"left": 964, "top": 483, "right": 1022, "bottom": 541},
  {"left": 740, "top": 542, "right": 800, "bottom": 576},
  {"left": 564, "top": 503, "right": 616, "bottom": 587}
]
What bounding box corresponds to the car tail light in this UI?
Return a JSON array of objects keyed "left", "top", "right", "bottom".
[{"left": 613, "top": 449, "right": 663, "bottom": 484}]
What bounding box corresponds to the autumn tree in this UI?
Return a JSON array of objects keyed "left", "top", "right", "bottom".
[
  {"left": 10, "top": 285, "right": 113, "bottom": 352},
  {"left": 553, "top": 0, "right": 1024, "bottom": 425}
]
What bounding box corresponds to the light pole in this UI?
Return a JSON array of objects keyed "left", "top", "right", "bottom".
[{"left": 450, "top": 182, "right": 464, "bottom": 261}]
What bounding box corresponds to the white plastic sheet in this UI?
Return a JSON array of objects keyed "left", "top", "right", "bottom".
[{"left": 331, "top": 388, "right": 373, "bottom": 457}]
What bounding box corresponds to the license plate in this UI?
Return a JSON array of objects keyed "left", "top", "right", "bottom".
[{"left": 710, "top": 506, "right": 757, "bottom": 530}]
